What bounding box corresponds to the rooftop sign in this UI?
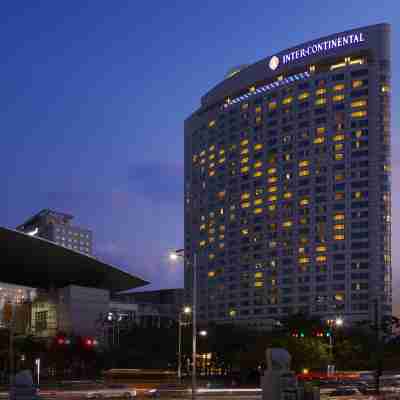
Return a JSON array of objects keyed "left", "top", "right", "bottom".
[{"left": 269, "top": 32, "right": 365, "bottom": 70}]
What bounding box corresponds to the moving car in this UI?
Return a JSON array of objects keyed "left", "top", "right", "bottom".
[{"left": 86, "top": 384, "right": 137, "bottom": 399}]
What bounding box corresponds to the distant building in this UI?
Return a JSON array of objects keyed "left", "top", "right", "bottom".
[
  {"left": 16, "top": 209, "right": 93, "bottom": 255},
  {"left": 114, "top": 288, "right": 184, "bottom": 321}
]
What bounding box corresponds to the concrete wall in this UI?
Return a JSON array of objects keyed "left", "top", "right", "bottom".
[{"left": 58, "top": 285, "right": 110, "bottom": 337}]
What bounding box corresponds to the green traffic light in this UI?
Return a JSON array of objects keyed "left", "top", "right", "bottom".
[
  {"left": 300, "top": 332, "right": 305, "bottom": 338},
  {"left": 326, "top": 331, "right": 331, "bottom": 337}
]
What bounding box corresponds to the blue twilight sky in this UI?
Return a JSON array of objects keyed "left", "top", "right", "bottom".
[{"left": 0, "top": 1, "right": 399, "bottom": 300}]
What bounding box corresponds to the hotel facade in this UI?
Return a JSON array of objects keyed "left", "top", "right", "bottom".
[{"left": 184, "top": 24, "right": 391, "bottom": 328}]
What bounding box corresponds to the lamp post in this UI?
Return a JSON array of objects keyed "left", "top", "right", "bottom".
[
  {"left": 170, "top": 250, "right": 198, "bottom": 400},
  {"left": 178, "top": 306, "right": 192, "bottom": 380},
  {"left": 326, "top": 316, "right": 344, "bottom": 375}
]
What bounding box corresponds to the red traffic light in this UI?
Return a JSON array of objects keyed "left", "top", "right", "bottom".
[
  {"left": 84, "top": 337, "right": 98, "bottom": 347},
  {"left": 57, "top": 338, "right": 65, "bottom": 345}
]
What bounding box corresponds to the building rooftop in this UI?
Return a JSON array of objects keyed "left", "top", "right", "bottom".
[{"left": 0, "top": 226, "right": 149, "bottom": 292}]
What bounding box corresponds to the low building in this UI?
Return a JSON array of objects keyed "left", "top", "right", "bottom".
[{"left": 0, "top": 226, "right": 148, "bottom": 340}]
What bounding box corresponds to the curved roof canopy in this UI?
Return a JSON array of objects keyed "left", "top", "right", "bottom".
[{"left": 0, "top": 227, "right": 149, "bottom": 292}]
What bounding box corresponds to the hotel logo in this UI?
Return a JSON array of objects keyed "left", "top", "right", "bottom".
[{"left": 269, "top": 56, "right": 280, "bottom": 71}]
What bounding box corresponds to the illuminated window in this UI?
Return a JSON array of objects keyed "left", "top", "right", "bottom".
[
  {"left": 316, "top": 245, "right": 327, "bottom": 252},
  {"left": 351, "top": 111, "right": 367, "bottom": 118},
  {"left": 354, "top": 191, "right": 362, "bottom": 199},
  {"left": 255, "top": 116, "right": 262, "bottom": 124},
  {"left": 268, "top": 195, "right": 277, "bottom": 202},
  {"left": 219, "top": 149, "right": 225, "bottom": 155},
  {"left": 381, "top": 84, "right": 390, "bottom": 93},
  {"left": 254, "top": 272, "right": 263, "bottom": 278},
  {"left": 209, "top": 170, "right": 215, "bottom": 177},
  {"left": 335, "top": 293, "right": 344, "bottom": 301},
  {"left": 209, "top": 162, "right": 215, "bottom": 169},
  {"left": 299, "top": 169, "right": 310, "bottom": 176},
  {"left": 299, "top": 257, "right": 310, "bottom": 264},
  {"left": 254, "top": 143, "right": 263, "bottom": 151},
  {"left": 335, "top": 192, "right": 345, "bottom": 200},
  {"left": 309, "top": 65, "right": 316, "bottom": 72},
  {"left": 282, "top": 220, "right": 293, "bottom": 228},
  {"left": 283, "top": 192, "right": 292, "bottom": 199},
  {"left": 218, "top": 157, "right": 226, "bottom": 164},
  {"left": 284, "top": 153, "right": 292, "bottom": 161},
  {"left": 217, "top": 191, "right": 226, "bottom": 199},
  {"left": 249, "top": 86, "right": 256, "bottom": 92},
  {"left": 316, "top": 255, "right": 327, "bottom": 263},
  {"left": 299, "top": 198, "right": 309, "bottom": 206},
  {"left": 267, "top": 167, "right": 277, "bottom": 174},
  {"left": 208, "top": 271, "right": 215, "bottom": 277},
  {"left": 240, "top": 166, "right": 249, "bottom": 173},
  {"left": 241, "top": 193, "right": 250, "bottom": 200},
  {"left": 200, "top": 224, "right": 206, "bottom": 231},
  {"left": 268, "top": 204, "right": 276, "bottom": 211},
  {"left": 255, "top": 105, "right": 262, "bottom": 113},
  {"left": 269, "top": 101, "right": 277, "bottom": 110},
  {"left": 282, "top": 96, "right": 293, "bottom": 105},
  {"left": 334, "top": 234, "right": 345, "bottom": 241},
  {"left": 268, "top": 176, "right": 278, "bottom": 183},
  {"left": 192, "top": 155, "right": 198, "bottom": 163},
  {"left": 241, "top": 228, "right": 249, "bottom": 235},
  {"left": 335, "top": 153, "right": 344, "bottom": 161},
  {"left": 316, "top": 88, "right": 327, "bottom": 96},
  {"left": 240, "top": 157, "right": 249, "bottom": 164},
  {"left": 200, "top": 150, "right": 206, "bottom": 157},
  {"left": 333, "top": 84, "right": 345, "bottom": 91},
  {"left": 352, "top": 80, "right": 363, "bottom": 88},
  {"left": 315, "top": 97, "right": 326, "bottom": 106},
  {"left": 199, "top": 240, "right": 206, "bottom": 247},
  {"left": 334, "top": 224, "right": 345, "bottom": 230},
  {"left": 208, "top": 253, "right": 215, "bottom": 260},
  {"left": 254, "top": 282, "right": 264, "bottom": 288},
  {"left": 333, "top": 134, "right": 345, "bottom": 141},
  {"left": 241, "top": 202, "right": 250, "bottom": 208},
  {"left": 253, "top": 171, "right": 263, "bottom": 178},
  {"left": 334, "top": 213, "right": 345, "bottom": 221},
  {"left": 242, "top": 102, "right": 249, "bottom": 110},
  {"left": 254, "top": 161, "right": 263, "bottom": 169},
  {"left": 351, "top": 100, "right": 367, "bottom": 108},
  {"left": 254, "top": 208, "right": 263, "bottom": 214},
  {"left": 268, "top": 186, "right": 278, "bottom": 193},
  {"left": 208, "top": 120, "right": 216, "bottom": 128},
  {"left": 330, "top": 61, "right": 346, "bottom": 70},
  {"left": 335, "top": 174, "right": 345, "bottom": 182},
  {"left": 240, "top": 139, "right": 249, "bottom": 146},
  {"left": 313, "top": 137, "right": 325, "bottom": 144},
  {"left": 299, "top": 160, "right": 309, "bottom": 167},
  {"left": 355, "top": 129, "right": 363, "bottom": 138},
  {"left": 298, "top": 92, "right": 310, "bottom": 100},
  {"left": 240, "top": 148, "right": 249, "bottom": 155},
  {"left": 349, "top": 58, "right": 364, "bottom": 65},
  {"left": 209, "top": 154, "right": 215, "bottom": 160},
  {"left": 254, "top": 198, "right": 263, "bottom": 205},
  {"left": 332, "top": 94, "right": 345, "bottom": 102}
]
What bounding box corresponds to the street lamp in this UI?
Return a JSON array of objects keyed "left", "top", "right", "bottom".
[
  {"left": 178, "top": 306, "right": 192, "bottom": 380},
  {"left": 199, "top": 330, "right": 207, "bottom": 337},
  {"left": 326, "top": 316, "right": 344, "bottom": 375},
  {"left": 170, "top": 249, "right": 198, "bottom": 400}
]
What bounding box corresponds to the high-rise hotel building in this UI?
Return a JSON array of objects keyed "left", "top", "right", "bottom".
[{"left": 184, "top": 24, "right": 391, "bottom": 328}]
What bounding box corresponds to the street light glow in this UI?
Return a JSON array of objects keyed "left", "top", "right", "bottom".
[
  {"left": 199, "top": 330, "right": 207, "bottom": 337},
  {"left": 183, "top": 306, "right": 192, "bottom": 314},
  {"left": 336, "top": 317, "right": 344, "bottom": 327},
  {"left": 169, "top": 252, "right": 179, "bottom": 261}
]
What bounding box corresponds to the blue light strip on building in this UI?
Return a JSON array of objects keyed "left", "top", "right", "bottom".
[{"left": 222, "top": 71, "right": 311, "bottom": 109}]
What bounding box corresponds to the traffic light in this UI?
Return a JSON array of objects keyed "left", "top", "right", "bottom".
[
  {"left": 300, "top": 332, "right": 305, "bottom": 338},
  {"left": 326, "top": 331, "right": 331, "bottom": 337},
  {"left": 83, "top": 337, "right": 98, "bottom": 348}
]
